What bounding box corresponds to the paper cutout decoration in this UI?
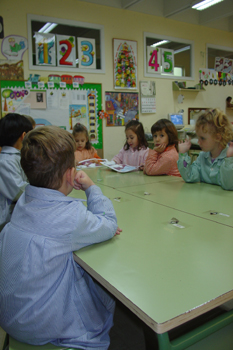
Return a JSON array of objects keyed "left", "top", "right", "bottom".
[
  {"left": 35, "top": 32, "right": 56, "bottom": 66},
  {"left": 161, "top": 48, "right": 174, "bottom": 75},
  {"left": 77, "top": 38, "right": 96, "bottom": 69},
  {"left": 147, "top": 47, "right": 161, "bottom": 74},
  {"left": 57, "top": 35, "right": 76, "bottom": 67},
  {"left": 1, "top": 35, "right": 28, "bottom": 60}
]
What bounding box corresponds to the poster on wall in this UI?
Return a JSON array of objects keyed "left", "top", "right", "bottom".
[
  {"left": 77, "top": 37, "right": 96, "bottom": 69},
  {"left": 57, "top": 35, "right": 76, "bottom": 67},
  {"left": 1, "top": 35, "right": 28, "bottom": 60},
  {"left": 146, "top": 47, "right": 161, "bottom": 74},
  {"left": 140, "top": 81, "right": 156, "bottom": 113},
  {"left": 35, "top": 32, "right": 56, "bottom": 66},
  {"left": 105, "top": 91, "right": 138, "bottom": 126},
  {"left": 161, "top": 48, "right": 174, "bottom": 75},
  {"left": 0, "top": 81, "right": 103, "bottom": 149},
  {"left": 0, "top": 60, "right": 24, "bottom": 80},
  {"left": 113, "top": 39, "right": 137, "bottom": 89}
]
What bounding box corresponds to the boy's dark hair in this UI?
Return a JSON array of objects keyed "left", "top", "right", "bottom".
[
  {"left": 124, "top": 120, "right": 148, "bottom": 150},
  {"left": 0, "top": 113, "right": 33, "bottom": 147},
  {"left": 151, "top": 119, "right": 179, "bottom": 151},
  {"left": 21, "top": 126, "right": 76, "bottom": 190},
  {"left": 226, "top": 96, "right": 232, "bottom": 102},
  {"left": 72, "top": 123, "right": 91, "bottom": 150}
]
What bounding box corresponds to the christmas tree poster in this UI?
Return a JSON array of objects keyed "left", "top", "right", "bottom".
[{"left": 113, "top": 39, "right": 137, "bottom": 90}]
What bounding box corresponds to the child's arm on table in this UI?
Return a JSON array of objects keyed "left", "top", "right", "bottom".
[
  {"left": 72, "top": 171, "right": 121, "bottom": 250},
  {"left": 177, "top": 140, "right": 201, "bottom": 183},
  {"left": 111, "top": 148, "right": 124, "bottom": 164},
  {"left": 143, "top": 148, "right": 177, "bottom": 175}
]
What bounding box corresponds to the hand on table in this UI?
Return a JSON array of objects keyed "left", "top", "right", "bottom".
[{"left": 114, "top": 227, "right": 122, "bottom": 236}]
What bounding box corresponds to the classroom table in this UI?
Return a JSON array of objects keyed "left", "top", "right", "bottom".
[{"left": 70, "top": 167, "right": 233, "bottom": 350}]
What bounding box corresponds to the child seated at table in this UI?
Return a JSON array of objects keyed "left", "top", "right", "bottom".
[
  {"left": 0, "top": 113, "right": 32, "bottom": 230},
  {"left": 143, "top": 119, "right": 181, "bottom": 177},
  {"left": 112, "top": 120, "right": 149, "bottom": 169},
  {"left": 73, "top": 122, "right": 101, "bottom": 165},
  {"left": 0, "top": 126, "right": 121, "bottom": 349},
  {"left": 178, "top": 108, "right": 233, "bottom": 190}
]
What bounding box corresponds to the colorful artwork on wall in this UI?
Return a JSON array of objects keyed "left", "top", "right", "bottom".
[
  {"left": 105, "top": 91, "right": 138, "bottom": 126},
  {"left": 113, "top": 39, "right": 137, "bottom": 89}
]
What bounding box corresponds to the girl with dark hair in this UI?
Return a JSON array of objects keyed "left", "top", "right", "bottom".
[{"left": 144, "top": 118, "right": 181, "bottom": 177}]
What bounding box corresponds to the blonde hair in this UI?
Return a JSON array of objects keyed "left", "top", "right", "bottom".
[
  {"left": 21, "top": 126, "right": 76, "bottom": 190},
  {"left": 195, "top": 109, "right": 233, "bottom": 148}
]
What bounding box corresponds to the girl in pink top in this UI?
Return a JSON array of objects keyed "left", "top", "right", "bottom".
[
  {"left": 144, "top": 119, "right": 181, "bottom": 177},
  {"left": 73, "top": 123, "right": 100, "bottom": 165},
  {"left": 112, "top": 120, "right": 149, "bottom": 169}
]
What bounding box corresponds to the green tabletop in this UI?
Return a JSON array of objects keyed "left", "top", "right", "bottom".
[
  {"left": 115, "top": 178, "right": 233, "bottom": 228},
  {"left": 70, "top": 185, "right": 233, "bottom": 334},
  {"left": 77, "top": 166, "right": 181, "bottom": 189}
]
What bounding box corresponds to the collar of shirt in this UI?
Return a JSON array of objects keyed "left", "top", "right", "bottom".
[
  {"left": 25, "top": 185, "right": 86, "bottom": 203},
  {"left": 204, "top": 147, "right": 227, "bottom": 161},
  {"left": 164, "top": 144, "right": 176, "bottom": 152},
  {"left": 1, "top": 146, "right": 21, "bottom": 155}
]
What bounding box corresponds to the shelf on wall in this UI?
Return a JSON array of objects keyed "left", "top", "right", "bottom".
[{"left": 172, "top": 81, "right": 205, "bottom": 92}]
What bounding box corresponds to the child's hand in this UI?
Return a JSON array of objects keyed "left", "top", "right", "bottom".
[
  {"left": 154, "top": 143, "right": 166, "bottom": 153},
  {"left": 114, "top": 227, "right": 122, "bottom": 236},
  {"left": 227, "top": 142, "right": 233, "bottom": 158},
  {"left": 178, "top": 139, "right": 191, "bottom": 153},
  {"left": 139, "top": 164, "right": 144, "bottom": 170},
  {"left": 74, "top": 171, "right": 95, "bottom": 191}
]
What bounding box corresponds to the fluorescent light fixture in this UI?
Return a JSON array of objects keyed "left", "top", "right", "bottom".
[
  {"left": 175, "top": 46, "right": 190, "bottom": 54},
  {"left": 151, "top": 40, "right": 170, "bottom": 47},
  {"left": 192, "top": 0, "right": 224, "bottom": 11},
  {"left": 38, "top": 22, "right": 57, "bottom": 33}
]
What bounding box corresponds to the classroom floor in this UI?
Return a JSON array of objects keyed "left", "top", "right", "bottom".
[{"left": 109, "top": 299, "right": 233, "bottom": 350}]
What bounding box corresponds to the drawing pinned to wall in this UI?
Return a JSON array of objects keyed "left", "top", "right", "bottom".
[
  {"left": 35, "top": 32, "right": 56, "bottom": 66},
  {"left": 105, "top": 92, "right": 138, "bottom": 126},
  {"left": 1, "top": 35, "right": 28, "bottom": 60},
  {"left": 0, "top": 60, "right": 24, "bottom": 80},
  {"left": 69, "top": 105, "right": 87, "bottom": 130},
  {"left": 77, "top": 38, "right": 96, "bottom": 69},
  {"left": 57, "top": 35, "right": 76, "bottom": 67},
  {"left": 113, "top": 39, "right": 137, "bottom": 89}
]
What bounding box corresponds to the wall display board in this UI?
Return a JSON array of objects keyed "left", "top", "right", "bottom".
[{"left": 0, "top": 80, "right": 103, "bottom": 149}]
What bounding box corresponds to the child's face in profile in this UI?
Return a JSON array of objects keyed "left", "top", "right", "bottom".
[
  {"left": 153, "top": 128, "right": 169, "bottom": 148},
  {"left": 196, "top": 125, "right": 221, "bottom": 156},
  {"left": 125, "top": 129, "right": 139, "bottom": 149},
  {"left": 74, "top": 132, "right": 88, "bottom": 151}
]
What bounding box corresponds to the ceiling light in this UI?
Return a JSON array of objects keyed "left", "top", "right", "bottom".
[
  {"left": 175, "top": 46, "right": 190, "bottom": 54},
  {"left": 151, "top": 40, "right": 170, "bottom": 47},
  {"left": 192, "top": 0, "right": 224, "bottom": 11},
  {"left": 38, "top": 22, "right": 57, "bottom": 33}
]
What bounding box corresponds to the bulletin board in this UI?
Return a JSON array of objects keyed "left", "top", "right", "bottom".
[{"left": 0, "top": 80, "right": 103, "bottom": 149}]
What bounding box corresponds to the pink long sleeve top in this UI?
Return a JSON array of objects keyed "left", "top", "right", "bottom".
[
  {"left": 112, "top": 146, "right": 149, "bottom": 167},
  {"left": 143, "top": 145, "right": 181, "bottom": 177}
]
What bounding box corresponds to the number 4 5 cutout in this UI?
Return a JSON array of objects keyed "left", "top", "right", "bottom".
[{"left": 147, "top": 46, "right": 174, "bottom": 75}]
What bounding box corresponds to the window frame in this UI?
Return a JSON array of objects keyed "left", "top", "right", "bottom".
[
  {"left": 144, "top": 32, "right": 195, "bottom": 80},
  {"left": 206, "top": 43, "right": 233, "bottom": 70},
  {"left": 27, "top": 14, "right": 105, "bottom": 73}
]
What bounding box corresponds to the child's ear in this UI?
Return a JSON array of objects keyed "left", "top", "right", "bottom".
[
  {"left": 66, "top": 167, "right": 76, "bottom": 186},
  {"left": 215, "top": 133, "right": 222, "bottom": 142},
  {"left": 20, "top": 131, "right": 26, "bottom": 140}
]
